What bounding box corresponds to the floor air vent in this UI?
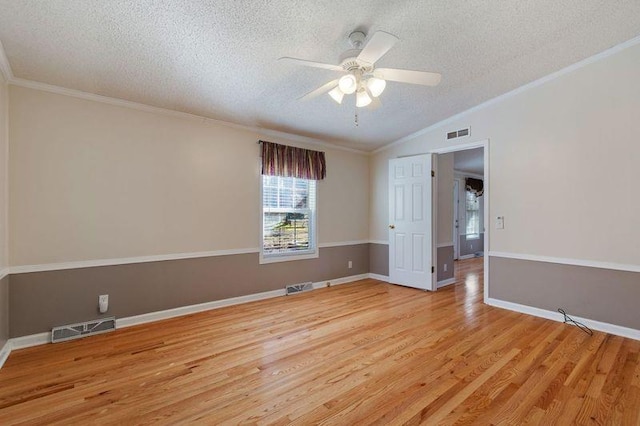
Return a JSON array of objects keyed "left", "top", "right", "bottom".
[
  {"left": 51, "top": 317, "right": 116, "bottom": 343},
  {"left": 286, "top": 282, "right": 313, "bottom": 295}
]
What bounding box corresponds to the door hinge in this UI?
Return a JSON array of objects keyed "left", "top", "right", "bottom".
[
  {"left": 431, "top": 266, "right": 435, "bottom": 273},
  {"left": 431, "top": 170, "right": 435, "bottom": 177}
]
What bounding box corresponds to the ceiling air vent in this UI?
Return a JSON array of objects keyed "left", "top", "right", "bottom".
[{"left": 447, "top": 127, "right": 470, "bottom": 140}]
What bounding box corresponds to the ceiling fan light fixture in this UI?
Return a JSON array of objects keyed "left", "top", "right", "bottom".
[
  {"left": 356, "top": 89, "right": 372, "bottom": 108},
  {"left": 328, "top": 86, "right": 344, "bottom": 104},
  {"left": 367, "top": 77, "right": 386, "bottom": 97},
  {"left": 338, "top": 74, "right": 357, "bottom": 94}
]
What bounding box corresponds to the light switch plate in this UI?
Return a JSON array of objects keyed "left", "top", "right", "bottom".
[{"left": 496, "top": 216, "right": 504, "bottom": 229}]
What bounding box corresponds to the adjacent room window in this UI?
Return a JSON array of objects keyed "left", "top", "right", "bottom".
[
  {"left": 465, "top": 190, "right": 480, "bottom": 239},
  {"left": 259, "top": 140, "right": 325, "bottom": 263},
  {"left": 262, "top": 175, "right": 316, "bottom": 260}
]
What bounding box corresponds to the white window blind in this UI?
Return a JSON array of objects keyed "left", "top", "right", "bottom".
[
  {"left": 262, "top": 175, "right": 316, "bottom": 257},
  {"left": 465, "top": 190, "right": 480, "bottom": 239}
]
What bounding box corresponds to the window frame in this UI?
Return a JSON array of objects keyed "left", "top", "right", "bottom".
[
  {"left": 465, "top": 189, "right": 480, "bottom": 240},
  {"left": 259, "top": 175, "right": 318, "bottom": 264}
]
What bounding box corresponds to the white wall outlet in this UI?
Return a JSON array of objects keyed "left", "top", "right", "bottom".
[
  {"left": 98, "top": 294, "right": 109, "bottom": 313},
  {"left": 444, "top": 263, "right": 447, "bottom": 272},
  {"left": 470, "top": 244, "right": 473, "bottom": 251},
  {"left": 496, "top": 216, "right": 504, "bottom": 229},
  {"left": 348, "top": 260, "right": 353, "bottom": 269}
]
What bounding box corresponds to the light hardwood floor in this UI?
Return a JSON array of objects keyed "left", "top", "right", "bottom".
[{"left": 1, "top": 258, "right": 639, "bottom": 424}]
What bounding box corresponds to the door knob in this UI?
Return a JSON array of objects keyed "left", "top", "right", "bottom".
[{"left": 389, "top": 225, "right": 395, "bottom": 229}]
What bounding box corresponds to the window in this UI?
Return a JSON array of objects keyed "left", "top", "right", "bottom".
[
  {"left": 465, "top": 190, "right": 480, "bottom": 239},
  {"left": 261, "top": 175, "right": 317, "bottom": 262}
]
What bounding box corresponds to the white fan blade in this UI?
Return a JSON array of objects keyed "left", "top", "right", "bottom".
[
  {"left": 357, "top": 31, "right": 399, "bottom": 65},
  {"left": 374, "top": 68, "right": 442, "bottom": 86},
  {"left": 299, "top": 79, "right": 339, "bottom": 101},
  {"left": 279, "top": 57, "right": 344, "bottom": 72}
]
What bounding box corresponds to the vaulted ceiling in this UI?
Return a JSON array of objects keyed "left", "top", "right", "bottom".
[{"left": 1, "top": 1, "right": 639, "bottom": 151}]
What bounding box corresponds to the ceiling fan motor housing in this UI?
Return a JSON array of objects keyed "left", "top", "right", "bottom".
[
  {"left": 341, "top": 31, "right": 374, "bottom": 71},
  {"left": 348, "top": 31, "right": 366, "bottom": 49}
]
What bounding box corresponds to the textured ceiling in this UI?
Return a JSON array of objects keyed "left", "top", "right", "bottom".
[{"left": 1, "top": 1, "right": 639, "bottom": 151}]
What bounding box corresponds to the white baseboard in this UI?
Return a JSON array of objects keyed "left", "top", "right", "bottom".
[
  {"left": 437, "top": 278, "right": 456, "bottom": 288},
  {"left": 436, "top": 242, "right": 454, "bottom": 248},
  {"left": 458, "top": 254, "right": 477, "bottom": 260},
  {"left": 120, "top": 274, "right": 370, "bottom": 329},
  {"left": 116, "top": 288, "right": 286, "bottom": 328},
  {"left": 324, "top": 273, "right": 369, "bottom": 287},
  {"left": 0, "top": 273, "right": 371, "bottom": 368},
  {"left": 369, "top": 273, "right": 454, "bottom": 288},
  {"left": 0, "top": 341, "right": 12, "bottom": 369},
  {"left": 368, "top": 273, "right": 389, "bottom": 282},
  {"left": 486, "top": 297, "right": 640, "bottom": 341},
  {"left": 10, "top": 332, "right": 51, "bottom": 350}
]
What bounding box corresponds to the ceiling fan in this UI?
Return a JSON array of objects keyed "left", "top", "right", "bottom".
[{"left": 279, "top": 30, "right": 442, "bottom": 108}]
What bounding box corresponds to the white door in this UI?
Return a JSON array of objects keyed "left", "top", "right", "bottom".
[
  {"left": 388, "top": 154, "right": 435, "bottom": 291},
  {"left": 453, "top": 179, "right": 460, "bottom": 260}
]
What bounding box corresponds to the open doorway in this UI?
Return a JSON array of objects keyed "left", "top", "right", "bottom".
[
  {"left": 454, "top": 148, "right": 485, "bottom": 260},
  {"left": 433, "top": 141, "right": 488, "bottom": 301}
]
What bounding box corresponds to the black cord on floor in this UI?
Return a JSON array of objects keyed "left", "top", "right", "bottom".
[{"left": 558, "top": 308, "right": 593, "bottom": 336}]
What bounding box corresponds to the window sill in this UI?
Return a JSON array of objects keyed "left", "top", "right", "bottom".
[{"left": 259, "top": 250, "right": 319, "bottom": 264}]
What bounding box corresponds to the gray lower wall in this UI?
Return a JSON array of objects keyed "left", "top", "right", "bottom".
[
  {"left": 367, "top": 243, "right": 454, "bottom": 283},
  {"left": 369, "top": 243, "right": 389, "bottom": 276},
  {"left": 437, "top": 245, "right": 454, "bottom": 282},
  {"left": 9, "top": 244, "right": 369, "bottom": 337},
  {"left": 489, "top": 256, "right": 640, "bottom": 330},
  {"left": 11, "top": 247, "right": 640, "bottom": 339},
  {"left": 0, "top": 275, "right": 8, "bottom": 349},
  {"left": 459, "top": 233, "right": 484, "bottom": 257}
]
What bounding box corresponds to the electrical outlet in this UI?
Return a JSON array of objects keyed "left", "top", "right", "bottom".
[
  {"left": 444, "top": 263, "right": 447, "bottom": 272},
  {"left": 470, "top": 244, "right": 473, "bottom": 251},
  {"left": 348, "top": 260, "right": 353, "bottom": 269},
  {"left": 98, "top": 294, "right": 109, "bottom": 313}
]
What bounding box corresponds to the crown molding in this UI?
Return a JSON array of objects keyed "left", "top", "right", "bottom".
[
  {"left": 8, "top": 77, "right": 367, "bottom": 156},
  {"left": 0, "top": 39, "right": 13, "bottom": 82},
  {"left": 5, "top": 33, "right": 640, "bottom": 156},
  {"left": 373, "top": 34, "right": 640, "bottom": 155}
]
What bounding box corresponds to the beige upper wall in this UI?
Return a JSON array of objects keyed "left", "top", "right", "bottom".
[
  {"left": 9, "top": 86, "right": 369, "bottom": 266},
  {"left": 0, "top": 73, "right": 8, "bottom": 271},
  {"left": 371, "top": 42, "right": 640, "bottom": 266}
]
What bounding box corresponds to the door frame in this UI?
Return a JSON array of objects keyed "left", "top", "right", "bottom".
[
  {"left": 453, "top": 178, "right": 460, "bottom": 260},
  {"left": 430, "top": 139, "right": 490, "bottom": 303}
]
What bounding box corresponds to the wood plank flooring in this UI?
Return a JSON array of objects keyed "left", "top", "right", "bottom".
[{"left": 1, "top": 258, "right": 639, "bottom": 424}]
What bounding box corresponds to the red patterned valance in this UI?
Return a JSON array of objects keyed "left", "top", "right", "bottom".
[
  {"left": 466, "top": 178, "right": 484, "bottom": 197},
  {"left": 260, "top": 141, "right": 326, "bottom": 180}
]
